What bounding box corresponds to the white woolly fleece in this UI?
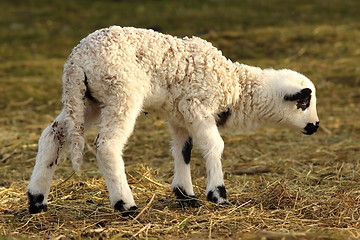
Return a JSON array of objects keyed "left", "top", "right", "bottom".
[{"left": 28, "top": 26, "right": 319, "bottom": 211}]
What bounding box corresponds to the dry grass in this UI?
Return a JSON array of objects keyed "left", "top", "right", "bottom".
[
  {"left": 1, "top": 0, "right": 360, "bottom": 239},
  {"left": 1, "top": 110, "right": 359, "bottom": 239}
]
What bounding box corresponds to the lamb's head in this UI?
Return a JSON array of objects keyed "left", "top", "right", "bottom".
[{"left": 262, "top": 69, "right": 319, "bottom": 135}]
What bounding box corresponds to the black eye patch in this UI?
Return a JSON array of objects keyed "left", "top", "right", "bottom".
[
  {"left": 284, "top": 88, "right": 312, "bottom": 101},
  {"left": 296, "top": 95, "right": 311, "bottom": 111},
  {"left": 284, "top": 88, "right": 312, "bottom": 111}
]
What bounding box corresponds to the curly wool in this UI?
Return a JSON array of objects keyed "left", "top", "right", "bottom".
[{"left": 28, "top": 26, "right": 319, "bottom": 213}]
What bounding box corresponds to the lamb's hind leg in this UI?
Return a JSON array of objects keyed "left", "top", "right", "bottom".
[
  {"left": 27, "top": 110, "right": 68, "bottom": 214},
  {"left": 95, "top": 101, "right": 142, "bottom": 216},
  {"left": 169, "top": 122, "right": 199, "bottom": 207},
  {"left": 27, "top": 101, "right": 99, "bottom": 214}
]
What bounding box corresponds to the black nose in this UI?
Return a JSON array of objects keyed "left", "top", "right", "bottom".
[{"left": 303, "top": 121, "right": 320, "bottom": 135}]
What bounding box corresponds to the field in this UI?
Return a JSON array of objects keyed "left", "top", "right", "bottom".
[{"left": 1, "top": 0, "right": 360, "bottom": 239}]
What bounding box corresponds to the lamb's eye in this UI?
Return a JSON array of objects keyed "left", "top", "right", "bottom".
[{"left": 296, "top": 95, "right": 311, "bottom": 111}]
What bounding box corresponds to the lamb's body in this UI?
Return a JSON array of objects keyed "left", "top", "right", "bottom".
[
  {"left": 70, "top": 27, "right": 262, "bottom": 127},
  {"left": 28, "top": 26, "right": 319, "bottom": 215}
]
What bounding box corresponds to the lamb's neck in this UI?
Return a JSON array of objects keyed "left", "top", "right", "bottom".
[{"left": 226, "top": 63, "right": 272, "bottom": 131}]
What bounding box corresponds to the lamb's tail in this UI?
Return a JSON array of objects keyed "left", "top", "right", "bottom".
[{"left": 62, "top": 62, "right": 87, "bottom": 172}]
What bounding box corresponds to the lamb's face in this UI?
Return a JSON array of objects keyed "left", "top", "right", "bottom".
[
  {"left": 265, "top": 69, "right": 320, "bottom": 135},
  {"left": 282, "top": 86, "right": 319, "bottom": 135}
]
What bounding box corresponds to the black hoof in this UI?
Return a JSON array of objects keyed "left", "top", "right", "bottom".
[
  {"left": 206, "top": 185, "right": 227, "bottom": 203},
  {"left": 218, "top": 200, "right": 232, "bottom": 208},
  {"left": 114, "top": 200, "right": 138, "bottom": 217},
  {"left": 173, "top": 186, "right": 200, "bottom": 208},
  {"left": 28, "top": 192, "right": 48, "bottom": 214}
]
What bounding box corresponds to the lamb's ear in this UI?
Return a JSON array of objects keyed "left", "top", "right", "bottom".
[{"left": 284, "top": 88, "right": 312, "bottom": 101}]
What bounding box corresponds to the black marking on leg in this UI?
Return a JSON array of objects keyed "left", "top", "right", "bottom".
[
  {"left": 114, "top": 200, "right": 126, "bottom": 211},
  {"left": 114, "top": 200, "right": 138, "bottom": 217},
  {"left": 94, "top": 133, "right": 100, "bottom": 150},
  {"left": 28, "top": 192, "right": 48, "bottom": 214},
  {"left": 207, "top": 185, "right": 227, "bottom": 203},
  {"left": 181, "top": 137, "right": 193, "bottom": 165},
  {"left": 48, "top": 121, "right": 66, "bottom": 168},
  {"left": 216, "top": 108, "right": 232, "bottom": 126},
  {"left": 217, "top": 185, "right": 227, "bottom": 199},
  {"left": 48, "top": 162, "right": 54, "bottom": 168},
  {"left": 51, "top": 121, "right": 58, "bottom": 128},
  {"left": 207, "top": 190, "right": 216, "bottom": 203},
  {"left": 173, "top": 186, "right": 200, "bottom": 208}
]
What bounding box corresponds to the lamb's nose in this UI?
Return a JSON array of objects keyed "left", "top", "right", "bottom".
[{"left": 303, "top": 121, "right": 320, "bottom": 135}]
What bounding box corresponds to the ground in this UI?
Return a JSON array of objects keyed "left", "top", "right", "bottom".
[{"left": 0, "top": 0, "right": 359, "bottom": 239}]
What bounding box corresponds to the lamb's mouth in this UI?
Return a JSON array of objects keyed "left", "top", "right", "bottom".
[{"left": 303, "top": 121, "right": 320, "bottom": 135}]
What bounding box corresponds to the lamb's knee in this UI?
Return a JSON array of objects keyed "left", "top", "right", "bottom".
[
  {"left": 95, "top": 139, "right": 122, "bottom": 161},
  {"left": 200, "top": 137, "right": 224, "bottom": 163}
]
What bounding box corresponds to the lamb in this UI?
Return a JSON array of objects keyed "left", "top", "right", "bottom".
[{"left": 27, "top": 26, "right": 320, "bottom": 215}]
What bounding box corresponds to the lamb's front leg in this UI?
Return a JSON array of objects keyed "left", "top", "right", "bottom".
[
  {"left": 168, "top": 123, "right": 199, "bottom": 207},
  {"left": 190, "top": 118, "right": 227, "bottom": 204}
]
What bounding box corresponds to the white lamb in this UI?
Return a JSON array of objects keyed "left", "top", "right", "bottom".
[{"left": 28, "top": 26, "right": 319, "bottom": 215}]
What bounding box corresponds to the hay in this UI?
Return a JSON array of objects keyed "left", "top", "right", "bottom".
[
  {"left": 1, "top": 155, "right": 360, "bottom": 239},
  {"left": 1, "top": 0, "right": 360, "bottom": 238},
  {"left": 1, "top": 69, "right": 360, "bottom": 240}
]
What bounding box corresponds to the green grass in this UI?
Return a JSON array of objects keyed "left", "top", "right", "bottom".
[{"left": 1, "top": 0, "right": 360, "bottom": 239}]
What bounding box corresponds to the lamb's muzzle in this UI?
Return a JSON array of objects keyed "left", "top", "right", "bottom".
[{"left": 303, "top": 121, "right": 320, "bottom": 135}]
